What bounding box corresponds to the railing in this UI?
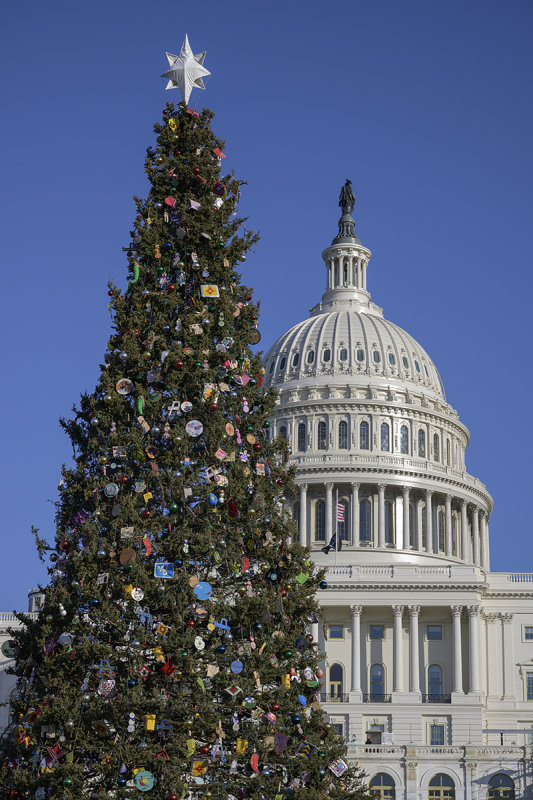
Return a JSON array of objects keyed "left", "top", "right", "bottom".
[
  {"left": 422, "top": 694, "right": 452, "bottom": 704},
  {"left": 0, "top": 612, "right": 38, "bottom": 623},
  {"left": 320, "top": 693, "right": 350, "bottom": 703},
  {"left": 362, "top": 693, "right": 392, "bottom": 703},
  {"left": 351, "top": 744, "right": 531, "bottom": 759},
  {"left": 507, "top": 574, "right": 533, "bottom": 583}
]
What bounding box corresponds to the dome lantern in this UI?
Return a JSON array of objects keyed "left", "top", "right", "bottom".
[{"left": 316, "top": 180, "right": 374, "bottom": 315}]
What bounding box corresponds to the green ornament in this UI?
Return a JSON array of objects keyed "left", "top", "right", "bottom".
[
  {"left": 181, "top": 648, "right": 188, "bottom": 657},
  {"left": 169, "top": 502, "right": 179, "bottom": 513},
  {"left": 284, "top": 649, "right": 293, "bottom": 658},
  {"left": 63, "top": 778, "right": 73, "bottom": 787},
  {"left": 263, "top": 420, "right": 270, "bottom": 428},
  {"left": 195, "top": 361, "right": 202, "bottom": 368}
]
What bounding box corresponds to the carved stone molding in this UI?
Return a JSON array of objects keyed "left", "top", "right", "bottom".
[
  {"left": 408, "top": 605, "right": 421, "bottom": 616},
  {"left": 467, "top": 605, "right": 481, "bottom": 617},
  {"left": 450, "top": 605, "right": 463, "bottom": 617},
  {"left": 501, "top": 612, "right": 514, "bottom": 623},
  {"left": 350, "top": 605, "right": 362, "bottom": 616},
  {"left": 392, "top": 605, "right": 404, "bottom": 616}
]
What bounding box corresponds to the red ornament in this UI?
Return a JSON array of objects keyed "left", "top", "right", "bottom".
[
  {"left": 253, "top": 443, "right": 261, "bottom": 452},
  {"left": 141, "top": 510, "right": 151, "bottom": 519},
  {"left": 167, "top": 794, "right": 178, "bottom": 800},
  {"left": 316, "top": 668, "right": 324, "bottom": 679},
  {"left": 166, "top": 284, "right": 176, "bottom": 293},
  {"left": 281, "top": 589, "right": 287, "bottom": 597},
  {"left": 192, "top": 167, "right": 200, "bottom": 175},
  {"left": 276, "top": 478, "right": 283, "bottom": 485},
  {"left": 108, "top": 290, "right": 114, "bottom": 296},
  {"left": 271, "top": 702, "right": 279, "bottom": 712},
  {"left": 10, "top": 790, "right": 20, "bottom": 799},
  {"left": 199, "top": 745, "right": 210, "bottom": 754},
  {"left": 120, "top": 475, "right": 129, "bottom": 484},
  {"left": 306, "top": 633, "right": 314, "bottom": 642},
  {"left": 209, "top": 402, "right": 218, "bottom": 412},
  {"left": 174, "top": 360, "right": 184, "bottom": 370},
  {"left": 186, "top": 619, "right": 195, "bottom": 627},
  {"left": 244, "top": 294, "right": 252, "bottom": 302},
  {"left": 60, "top": 539, "right": 70, "bottom": 551},
  {"left": 251, "top": 314, "right": 257, "bottom": 321}
]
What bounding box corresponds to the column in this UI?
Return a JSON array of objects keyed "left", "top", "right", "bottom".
[
  {"left": 325, "top": 482, "right": 333, "bottom": 545},
  {"left": 483, "top": 515, "right": 490, "bottom": 571},
  {"left": 393, "top": 605, "right": 404, "bottom": 692},
  {"left": 409, "top": 605, "right": 421, "bottom": 693},
  {"left": 425, "top": 489, "right": 433, "bottom": 552},
  {"left": 485, "top": 613, "right": 500, "bottom": 698},
  {"left": 445, "top": 494, "right": 453, "bottom": 556},
  {"left": 378, "top": 484, "right": 386, "bottom": 547},
  {"left": 350, "top": 605, "right": 362, "bottom": 693},
  {"left": 480, "top": 512, "right": 489, "bottom": 570},
  {"left": 402, "top": 486, "right": 410, "bottom": 549},
  {"left": 468, "top": 605, "right": 481, "bottom": 693},
  {"left": 451, "top": 606, "right": 463, "bottom": 693},
  {"left": 416, "top": 496, "right": 423, "bottom": 551},
  {"left": 351, "top": 483, "right": 360, "bottom": 547},
  {"left": 472, "top": 507, "right": 480, "bottom": 566},
  {"left": 299, "top": 484, "right": 308, "bottom": 547},
  {"left": 502, "top": 613, "right": 515, "bottom": 699},
  {"left": 461, "top": 500, "right": 469, "bottom": 561}
]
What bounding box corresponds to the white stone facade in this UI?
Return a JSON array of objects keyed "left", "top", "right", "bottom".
[{"left": 263, "top": 205, "right": 533, "bottom": 798}]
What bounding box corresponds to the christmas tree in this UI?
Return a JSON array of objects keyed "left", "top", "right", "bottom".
[{"left": 0, "top": 37, "right": 369, "bottom": 800}]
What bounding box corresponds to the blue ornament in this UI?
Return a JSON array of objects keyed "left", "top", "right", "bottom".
[
  {"left": 319, "top": 580, "right": 328, "bottom": 589},
  {"left": 193, "top": 581, "right": 213, "bottom": 601},
  {"left": 297, "top": 694, "right": 307, "bottom": 706},
  {"left": 208, "top": 493, "right": 218, "bottom": 506}
]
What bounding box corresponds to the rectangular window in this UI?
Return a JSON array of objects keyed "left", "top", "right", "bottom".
[
  {"left": 369, "top": 624, "right": 385, "bottom": 640},
  {"left": 430, "top": 724, "right": 445, "bottom": 746},
  {"left": 525, "top": 626, "right": 533, "bottom": 640},
  {"left": 427, "top": 625, "right": 442, "bottom": 640},
  {"left": 527, "top": 673, "right": 533, "bottom": 700},
  {"left": 332, "top": 723, "right": 344, "bottom": 738},
  {"left": 329, "top": 624, "right": 344, "bottom": 640}
]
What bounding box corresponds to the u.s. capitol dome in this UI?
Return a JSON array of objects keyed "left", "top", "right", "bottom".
[{"left": 264, "top": 183, "right": 492, "bottom": 566}]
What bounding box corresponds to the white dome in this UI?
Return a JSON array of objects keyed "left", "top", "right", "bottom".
[{"left": 264, "top": 306, "right": 445, "bottom": 402}]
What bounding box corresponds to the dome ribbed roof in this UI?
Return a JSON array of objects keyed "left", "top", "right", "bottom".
[{"left": 264, "top": 307, "right": 445, "bottom": 401}]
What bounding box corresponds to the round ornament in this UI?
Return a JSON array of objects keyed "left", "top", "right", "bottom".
[
  {"left": 116, "top": 378, "right": 133, "bottom": 395},
  {"left": 98, "top": 679, "right": 116, "bottom": 698},
  {"left": 245, "top": 434, "right": 256, "bottom": 445},
  {"left": 134, "top": 771, "right": 155, "bottom": 791},
  {"left": 212, "top": 181, "right": 227, "bottom": 198},
  {"left": 193, "top": 581, "right": 213, "bottom": 601},
  {"left": 1, "top": 640, "right": 19, "bottom": 658},
  {"left": 248, "top": 329, "right": 261, "bottom": 345},
  {"left": 230, "top": 659, "right": 243, "bottom": 674},
  {"left": 225, "top": 423, "right": 235, "bottom": 436},
  {"left": 131, "top": 587, "right": 144, "bottom": 601},
  {"left": 181, "top": 401, "right": 193, "bottom": 413},
  {"left": 194, "top": 636, "right": 205, "bottom": 650},
  {"left": 58, "top": 633, "right": 74, "bottom": 647},
  {"left": 145, "top": 445, "right": 159, "bottom": 459},
  {"left": 104, "top": 483, "right": 119, "bottom": 498},
  {"left": 185, "top": 420, "right": 203, "bottom": 437},
  {"left": 221, "top": 337, "right": 234, "bottom": 348},
  {"left": 119, "top": 548, "right": 137, "bottom": 566}
]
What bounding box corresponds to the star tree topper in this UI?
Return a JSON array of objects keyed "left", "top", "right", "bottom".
[{"left": 161, "top": 34, "right": 211, "bottom": 105}]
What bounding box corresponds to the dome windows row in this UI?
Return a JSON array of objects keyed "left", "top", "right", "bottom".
[
  {"left": 268, "top": 347, "right": 431, "bottom": 379},
  {"left": 364, "top": 771, "right": 514, "bottom": 799},
  {"left": 278, "top": 418, "right": 462, "bottom": 467}
]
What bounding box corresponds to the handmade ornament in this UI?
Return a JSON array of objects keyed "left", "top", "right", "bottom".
[
  {"left": 329, "top": 758, "right": 348, "bottom": 777},
  {"left": 116, "top": 378, "right": 133, "bottom": 395},
  {"left": 193, "top": 581, "right": 213, "bottom": 601},
  {"left": 186, "top": 420, "right": 204, "bottom": 437},
  {"left": 135, "top": 770, "right": 155, "bottom": 791},
  {"left": 154, "top": 562, "right": 174, "bottom": 578}
]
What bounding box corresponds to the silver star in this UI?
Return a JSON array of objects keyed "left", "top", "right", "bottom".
[{"left": 161, "top": 34, "right": 211, "bottom": 104}]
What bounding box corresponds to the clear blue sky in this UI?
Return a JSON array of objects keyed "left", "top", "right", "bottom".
[{"left": 1, "top": 0, "right": 532, "bottom": 610}]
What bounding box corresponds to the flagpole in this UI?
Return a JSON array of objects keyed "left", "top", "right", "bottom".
[{"left": 335, "top": 488, "right": 338, "bottom": 566}]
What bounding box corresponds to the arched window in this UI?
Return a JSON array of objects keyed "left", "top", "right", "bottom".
[
  {"left": 338, "top": 420, "right": 348, "bottom": 449},
  {"left": 418, "top": 429, "right": 426, "bottom": 458},
  {"left": 373, "top": 350, "right": 381, "bottom": 363},
  {"left": 360, "top": 420, "right": 370, "bottom": 450},
  {"left": 400, "top": 425, "right": 408, "bottom": 454},
  {"left": 488, "top": 774, "right": 515, "bottom": 799},
  {"left": 388, "top": 353, "right": 396, "bottom": 366},
  {"left": 292, "top": 502, "right": 300, "bottom": 542},
  {"left": 402, "top": 356, "right": 409, "bottom": 369},
  {"left": 292, "top": 352, "right": 300, "bottom": 367},
  {"left": 339, "top": 347, "right": 348, "bottom": 362},
  {"left": 433, "top": 434, "right": 440, "bottom": 462},
  {"left": 317, "top": 421, "right": 327, "bottom": 450},
  {"left": 360, "top": 500, "right": 371, "bottom": 542},
  {"left": 446, "top": 439, "right": 450, "bottom": 466},
  {"left": 370, "top": 664, "right": 385, "bottom": 698},
  {"left": 438, "top": 509, "right": 445, "bottom": 551},
  {"left": 314, "top": 501, "right": 325, "bottom": 541},
  {"left": 323, "top": 348, "right": 331, "bottom": 362},
  {"left": 380, "top": 423, "right": 390, "bottom": 452},
  {"left": 329, "top": 663, "right": 343, "bottom": 699},
  {"left": 357, "top": 348, "right": 365, "bottom": 362},
  {"left": 297, "top": 422, "right": 306, "bottom": 452},
  {"left": 385, "top": 500, "right": 394, "bottom": 545},
  {"left": 279, "top": 356, "right": 286, "bottom": 371},
  {"left": 279, "top": 425, "right": 287, "bottom": 440},
  {"left": 337, "top": 500, "right": 349, "bottom": 541},
  {"left": 428, "top": 664, "right": 443, "bottom": 699},
  {"left": 428, "top": 774, "right": 455, "bottom": 799},
  {"left": 307, "top": 350, "right": 315, "bottom": 364},
  {"left": 369, "top": 773, "right": 396, "bottom": 799}
]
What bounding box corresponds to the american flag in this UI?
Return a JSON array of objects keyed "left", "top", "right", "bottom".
[{"left": 336, "top": 502, "right": 345, "bottom": 523}]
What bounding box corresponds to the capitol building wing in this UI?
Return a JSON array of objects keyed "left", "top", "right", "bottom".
[{"left": 262, "top": 187, "right": 533, "bottom": 799}]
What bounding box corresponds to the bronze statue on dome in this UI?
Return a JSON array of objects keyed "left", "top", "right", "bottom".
[{"left": 339, "top": 179, "right": 355, "bottom": 215}]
